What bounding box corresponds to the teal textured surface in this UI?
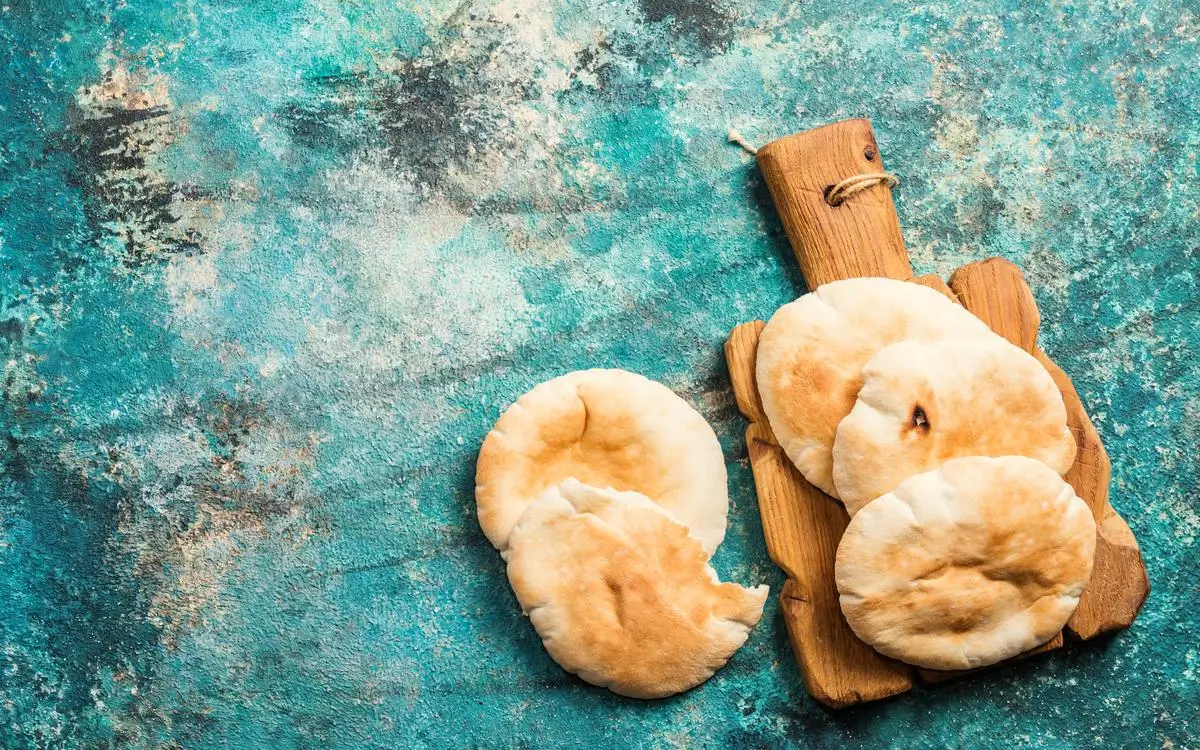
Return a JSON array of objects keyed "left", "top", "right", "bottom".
[{"left": 0, "top": 1, "right": 1197, "bottom": 747}]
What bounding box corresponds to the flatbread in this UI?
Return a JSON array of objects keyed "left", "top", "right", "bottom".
[
  {"left": 832, "top": 337, "right": 1077, "bottom": 515},
  {"left": 756, "top": 278, "right": 995, "bottom": 498},
  {"left": 506, "top": 479, "right": 768, "bottom": 699},
  {"left": 476, "top": 369, "right": 728, "bottom": 554},
  {"left": 835, "top": 456, "right": 1096, "bottom": 671}
]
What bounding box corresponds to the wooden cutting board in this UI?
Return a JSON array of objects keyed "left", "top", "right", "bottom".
[{"left": 726, "top": 119, "right": 1150, "bottom": 708}]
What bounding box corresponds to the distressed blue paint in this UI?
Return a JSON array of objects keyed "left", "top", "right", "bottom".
[{"left": 0, "top": 1, "right": 1197, "bottom": 748}]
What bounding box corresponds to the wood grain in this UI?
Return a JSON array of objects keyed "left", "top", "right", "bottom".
[
  {"left": 726, "top": 324, "right": 914, "bottom": 707},
  {"left": 948, "top": 259, "right": 1150, "bottom": 638},
  {"left": 756, "top": 119, "right": 912, "bottom": 286},
  {"left": 729, "top": 118, "right": 1148, "bottom": 707},
  {"left": 911, "top": 273, "right": 959, "bottom": 301}
]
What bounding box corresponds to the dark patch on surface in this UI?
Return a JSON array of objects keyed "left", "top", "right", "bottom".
[
  {"left": 0, "top": 382, "right": 318, "bottom": 744},
  {"left": 640, "top": 0, "right": 736, "bottom": 53},
  {"left": 199, "top": 393, "right": 312, "bottom": 520},
  {"left": 278, "top": 101, "right": 361, "bottom": 153},
  {"left": 737, "top": 695, "right": 757, "bottom": 716},
  {"left": 275, "top": 5, "right": 718, "bottom": 207},
  {"left": 0, "top": 317, "right": 24, "bottom": 344},
  {"left": 207, "top": 394, "right": 270, "bottom": 457},
  {"left": 276, "top": 72, "right": 373, "bottom": 154},
  {"left": 0, "top": 445, "right": 163, "bottom": 733},
  {"left": 571, "top": 41, "right": 617, "bottom": 89},
  {"left": 280, "top": 56, "right": 534, "bottom": 208},
  {"left": 62, "top": 98, "right": 202, "bottom": 266},
  {"left": 375, "top": 58, "right": 506, "bottom": 199},
  {"left": 2, "top": 430, "right": 31, "bottom": 483}
]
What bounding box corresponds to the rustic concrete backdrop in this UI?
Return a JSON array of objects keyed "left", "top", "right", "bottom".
[{"left": 1, "top": 1, "right": 1197, "bottom": 747}]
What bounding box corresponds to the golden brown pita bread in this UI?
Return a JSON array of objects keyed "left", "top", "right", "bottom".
[
  {"left": 476, "top": 369, "right": 728, "bottom": 554},
  {"left": 835, "top": 456, "right": 1096, "bottom": 671},
  {"left": 506, "top": 480, "right": 768, "bottom": 698},
  {"left": 756, "top": 278, "right": 995, "bottom": 498},
  {"left": 832, "top": 337, "right": 1077, "bottom": 515}
]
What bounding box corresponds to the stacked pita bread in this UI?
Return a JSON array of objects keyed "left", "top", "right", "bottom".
[
  {"left": 757, "top": 278, "right": 1096, "bottom": 670},
  {"left": 477, "top": 369, "right": 768, "bottom": 698}
]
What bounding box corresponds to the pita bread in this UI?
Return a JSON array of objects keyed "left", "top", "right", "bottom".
[
  {"left": 476, "top": 369, "right": 728, "bottom": 554},
  {"left": 756, "top": 278, "right": 995, "bottom": 498},
  {"left": 835, "top": 456, "right": 1096, "bottom": 671},
  {"left": 832, "top": 337, "right": 1077, "bottom": 515},
  {"left": 506, "top": 479, "right": 769, "bottom": 699}
]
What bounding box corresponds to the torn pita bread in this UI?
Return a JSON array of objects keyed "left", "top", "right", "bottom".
[
  {"left": 832, "top": 337, "right": 1077, "bottom": 515},
  {"left": 476, "top": 369, "right": 728, "bottom": 554},
  {"left": 835, "top": 456, "right": 1096, "bottom": 671},
  {"left": 506, "top": 479, "right": 768, "bottom": 699},
  {"left": 756, "top": 278, "right": 995, "bottom": 498}
]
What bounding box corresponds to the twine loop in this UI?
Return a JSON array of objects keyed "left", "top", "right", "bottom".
[
  {"left": 824, "top": 172, "right": 898, "bottom": 206},
  {"left": 725, "top": 127, "right": 898, "bottom": 206}
]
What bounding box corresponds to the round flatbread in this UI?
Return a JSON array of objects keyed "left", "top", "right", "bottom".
[
  {"left": 756, "top": 278, "right": 995, "bottom": 498},
  {"left": 506, "top": 479, "right": 768, "bottom": 699},
  {"left": 832, "top": 337, "right": 1077, "bottom": 515},
  {"left": 476, "top": 369, "right": 728, "bottom": 554},
  {"left": 835, "top": 456, "right": 1096, "bottom": 671}
]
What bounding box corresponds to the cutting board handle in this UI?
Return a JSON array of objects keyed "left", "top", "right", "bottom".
[{"left": 756, "top": 119, "right": 912, "bottom": 285}]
